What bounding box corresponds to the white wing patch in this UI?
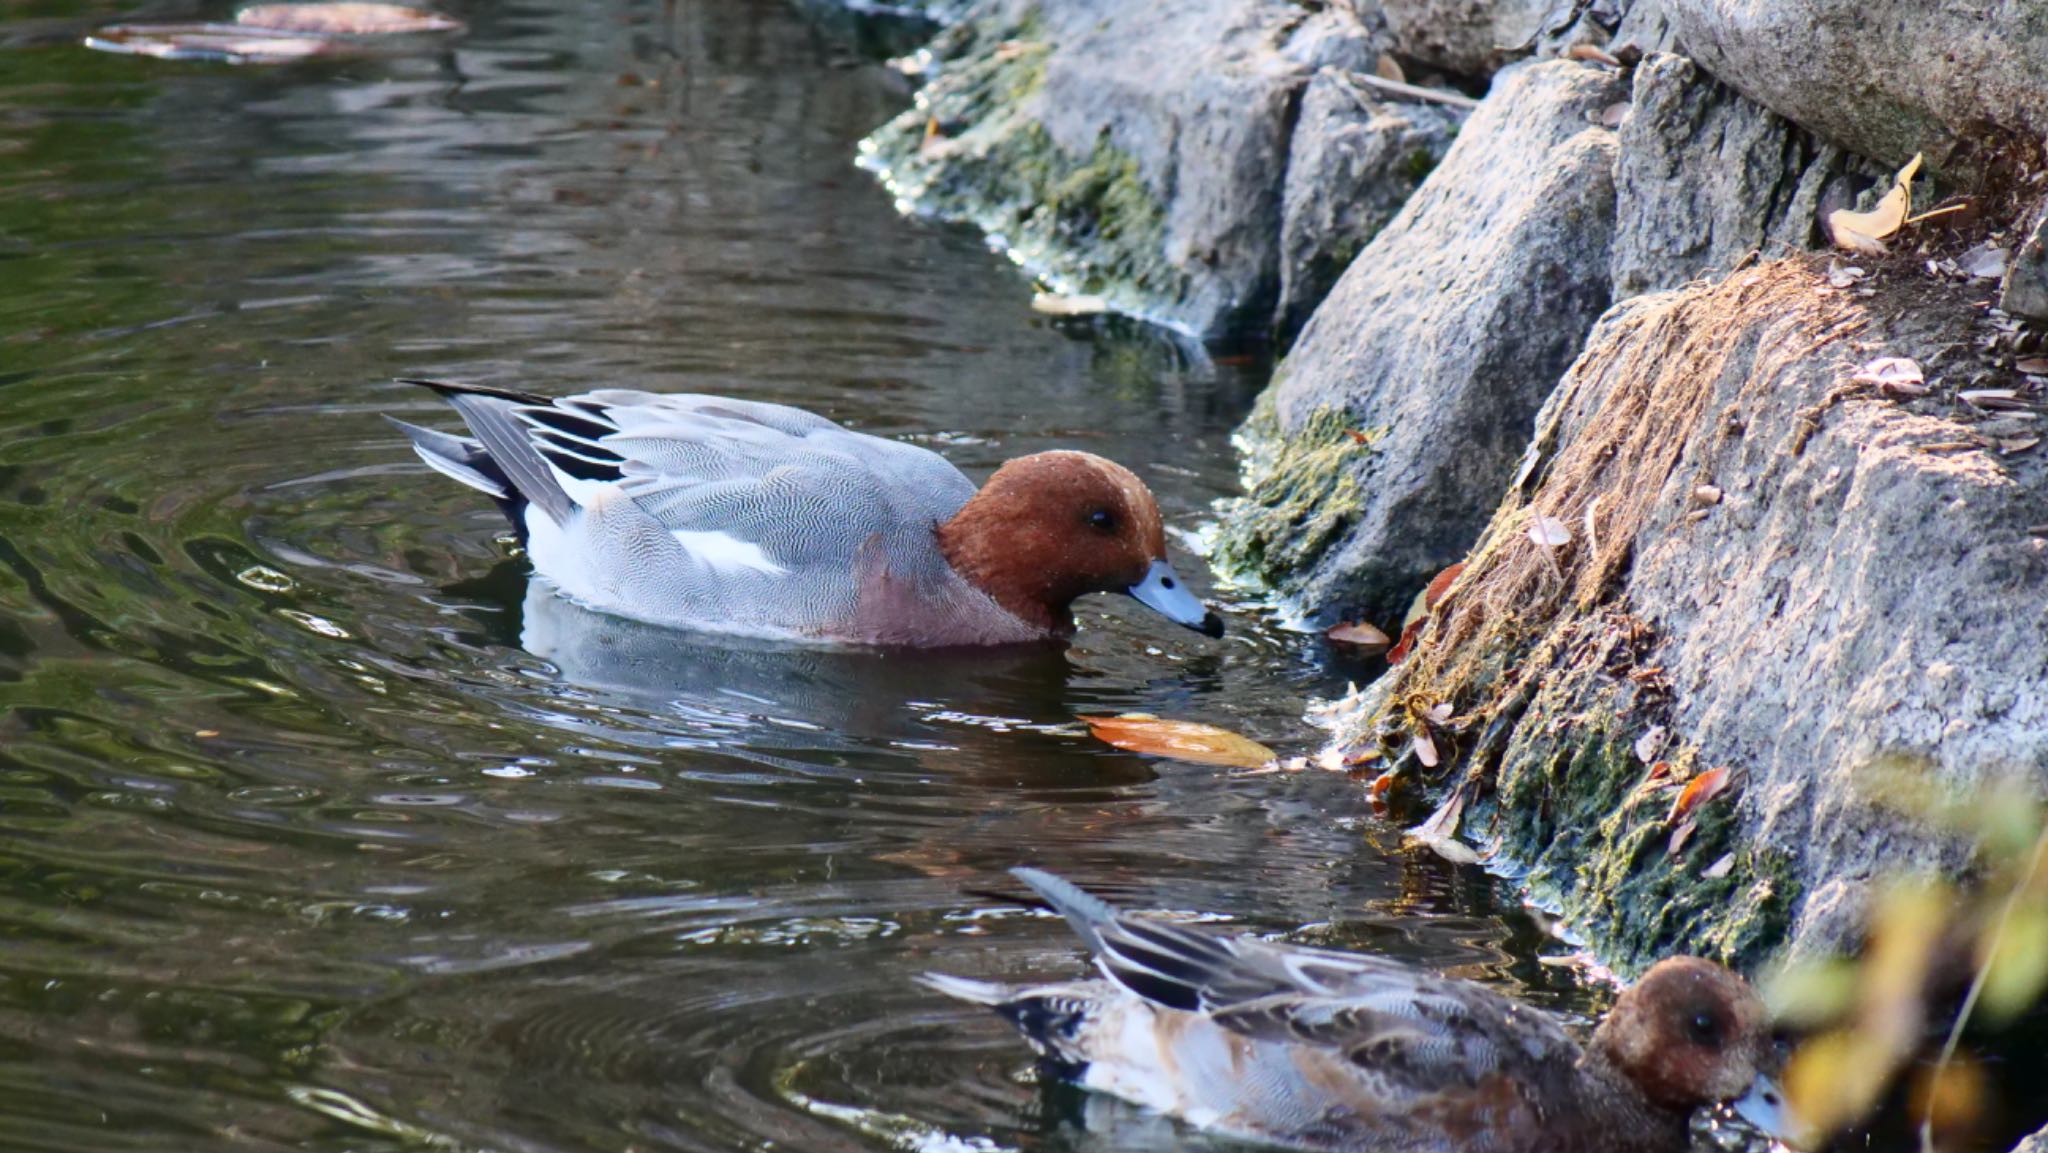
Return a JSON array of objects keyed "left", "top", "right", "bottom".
[{"left": 671, "top": 529, "right": 787, "bottom": 576}]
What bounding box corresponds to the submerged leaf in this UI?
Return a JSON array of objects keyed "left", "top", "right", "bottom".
[
  {"left": 85, "top": 23, "right": 334, "bottom": 60},
  {"left": 237, "top": 3, "right": 463, "bottom": 33},
  {"left": 1031, "top": 291, "right": 1110, "bottom": 317},
  {"left": 1080, "top": 714, "right": 1275, "bottom": 768}
]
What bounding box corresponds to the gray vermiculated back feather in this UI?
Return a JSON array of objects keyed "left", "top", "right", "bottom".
[{"left": 409, "top": 385, "right": 1003, "bottom": 640}]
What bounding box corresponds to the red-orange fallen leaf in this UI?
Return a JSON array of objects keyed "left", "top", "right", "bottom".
[
  {"left": 1667, "top": 765, "right": 1733, "bottom": 824},
  {"left": 1386, "top": 562, "right": 1467, "bottom": 664},
  {"left": 1344, "top": 428, "right": 1373, "bottom": 445},
  {"left": 1080, "top": 714, "right": 1275, "bottom": 768},
  {"left": 1369, "top": 770, "right": 1398, "bottom": 801},
  {"left": 1386, "top": 617, "right": 1425, "bottom": 664},
  {"left": 1424, "top": 562, "right": 1465, "bottom": 610},
  {"left": 1326, "top": 621, "right": 1391, "bottom": 652}
]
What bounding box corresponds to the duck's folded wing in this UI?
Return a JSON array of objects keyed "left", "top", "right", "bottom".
[
  {"left": 1013, "top": 870, "right": 1577, "bottom": 1084},
  {"left": 427, "top": 385, "right": 978, "bottom": 571}
]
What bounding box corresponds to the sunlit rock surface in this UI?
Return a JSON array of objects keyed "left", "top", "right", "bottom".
[
  {"left": 1323, "top": 259, "right": 2048, "bottom": 968},
  {"left": 858, "top": 0, "right": 1466, "bottom": 338},
  {"left": 1217, "top": 60, "right": 1624, "bottom": 627},
  {"left": 1609, "top": 52, "right": 1849, "bottom": 298},
  {"left": 1276, "top": 67, "right": 1461, "bottom": 340},
  {"left": 1655, "top": 0, "right": 2048, "bottom": 167}
]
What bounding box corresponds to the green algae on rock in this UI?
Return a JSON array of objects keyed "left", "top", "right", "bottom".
[
  {"left": 1213, "top": 402, "right": 1374, "bottom": 590},
  {"left": 1317, "top": 259, "right": 2048, "bottom": 969},
  {"left": 856, "top": 0, "right": 1418, "bottom": 338}
]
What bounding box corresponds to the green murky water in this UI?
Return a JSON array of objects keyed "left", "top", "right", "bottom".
[{"left": 0, "top": 2, "right": 1599, "bottom": 1150}]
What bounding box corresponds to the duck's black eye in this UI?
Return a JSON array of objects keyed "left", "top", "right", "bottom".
[
  {"left": 1087, "top": 508, "right": 1116, "bottom": 532},
  {"left": 1687, "top": 1010, "right": 1722, "bottom": 1047}
]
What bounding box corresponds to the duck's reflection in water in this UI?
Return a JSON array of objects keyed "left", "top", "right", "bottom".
[{"left": 515, "top": 581, "right": 1157, "bottom": 792}]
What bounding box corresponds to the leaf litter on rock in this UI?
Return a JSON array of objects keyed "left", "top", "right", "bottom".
[{"left": 1526, "top": 515, "right": 1572, "bottom": 548}]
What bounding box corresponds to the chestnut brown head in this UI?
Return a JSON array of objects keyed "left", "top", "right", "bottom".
[
  {"left": 1591, "top": 957, "right": 1796, "bottom": 1142},
  {"left": 938, "top": 450, "right": 1223, "bottom": 638}
]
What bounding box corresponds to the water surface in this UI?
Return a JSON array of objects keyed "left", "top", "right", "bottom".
[{"left": 0, "top": 3, "right": 1594, "bottom": 1150}]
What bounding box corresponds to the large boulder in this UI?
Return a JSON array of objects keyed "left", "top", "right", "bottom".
[
  {"left": 861, "top": 0, "right": 1415, "bottom": 338},
  {"left": 1377, "top": 0, "right": 1551, "bottom": 78},
  {"left": 1328, "top": 257, "right": 2048, "bottom": 968},
  {"left": 1276, "top": 68, "right": 1463, "bottom": 340},
  {"left": 1656, "top": 0, "right": 2048, "bottom": 167},
  {"left": 1609, "top": 52, "right": 1848, "bottom": 298},
  {"left": 1217, "top": 59, "right": 1626, "bottom": 627}
]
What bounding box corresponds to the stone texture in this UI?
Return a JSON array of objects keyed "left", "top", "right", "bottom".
[
  {"left": 860, "top": 0, "right": 1395, "bottom": 338},
  {"left": 1657, "top": 0, "right": 2048, "bottom": 167},
  {"left": 2000, "top": 198, "right": 2048, "bottom": 322},
  {"left": 1277, "top": 67, "right": 1463, "bottom": 340},
  {"left": 1378, "top": 0, "right": 1551, "bottom": 77},
  {"left": 1217, "top": 59, "right": 1626, "bottom": 628},
  {"left": 1610, "top": 52, "right": 1847, "bottom": 298},
  {"left": 2014, "top": 1123, "right": 2048, "bottom": 1153},
  {"left": 1327, "top": 259, "right": 2048, "bottom": 967}
]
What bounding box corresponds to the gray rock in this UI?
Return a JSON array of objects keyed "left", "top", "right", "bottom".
[
  {"left": 860, "top": 0, "right": 1391, "bottom": 338},
  {"left": 1611, "top": 53, "right": 1848, "bottom": 299},
  {"left": 1378, "top": 0, "right": 1551, "bottom": 77},
  {"left": 1277, "top": 68, "right": 1463, "bottom": 341},
  {"left": 2014, "top": 1123, "right": 2048, "bottom": 1153},
  {"left": 2000, "top": 198, "right": 2048, "bottom": 322},
  {"left": 1326, "top": 258, "right": 2048, "bottom": 967},
  {"left": 1658, "top": 0, "right": 2048, "bottom": 166},
  {"left": 1217, "top": 60, "right": 1626, "bottom": 627}
]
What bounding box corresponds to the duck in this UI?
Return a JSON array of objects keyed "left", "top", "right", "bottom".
[
  {"left": 922, "top": 869, "right": 1798, "bottom": 1153},
  {"left": 389, "top": 379, "right": 1225, "bottom": 647}
]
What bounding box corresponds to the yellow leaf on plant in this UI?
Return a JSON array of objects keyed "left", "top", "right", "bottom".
[
  {"left": 1976, "top": 903, "right": 2048, "bottom": 1024},
  {"left": 1826, "top": 153, "right": 1922, "bottom": 254},
  {"left": 1080, "top": 714, "right": 1275, "bottom": 768},
  {"left": 1785, "top": 1028, "right": 1893, "bottom": 1141}
]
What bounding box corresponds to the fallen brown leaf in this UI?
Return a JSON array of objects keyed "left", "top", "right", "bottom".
[
  {"left": 1080, "top": 714, "right": 1275, "bottom": 768},
  {"left": 2015, "top": 357, "right": 2048, "bottom": 376},
  {"left": 1960, "top": 388, "right": 2030, "bottom": 411}
]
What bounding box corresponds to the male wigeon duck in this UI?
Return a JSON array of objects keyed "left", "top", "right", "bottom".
[
  {"left": 923, "top": 869, "right": 1799, "bottom": 1153},
  {"left": 390, "top": 379, "right": 1224, "bottom": 647}
]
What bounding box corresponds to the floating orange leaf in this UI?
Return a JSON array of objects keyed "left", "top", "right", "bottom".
[{"left": 1080, "top": 713, "right": 1275, "bottom": 768}]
